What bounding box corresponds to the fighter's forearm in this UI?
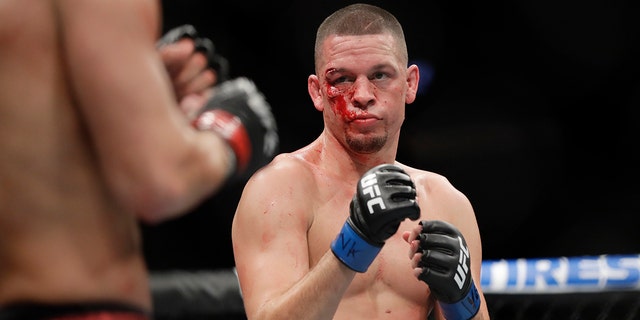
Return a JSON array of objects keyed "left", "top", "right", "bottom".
[{"left": 246, "top": 252, "right": 355, "bottom": 320}]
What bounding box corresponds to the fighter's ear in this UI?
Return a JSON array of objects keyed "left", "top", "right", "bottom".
[
  {"left": 405, "top": 64, "right": 420, "bottom": 104},
  {"left": 308, "top": 74, "right": 324, "bottom": 112}
]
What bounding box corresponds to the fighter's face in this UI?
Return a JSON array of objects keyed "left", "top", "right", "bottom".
[{"left": 318, "top": 33, "right": 410, "bottom": 154}]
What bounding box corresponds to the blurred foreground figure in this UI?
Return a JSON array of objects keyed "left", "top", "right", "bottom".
[{"left": 0, "top": 1, "right": 276, "bottom": 319}]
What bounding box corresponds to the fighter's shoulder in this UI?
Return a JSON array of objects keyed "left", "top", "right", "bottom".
[
  {"left": 399, "top": 164, "right": 448, "bottom": 187},
  {"left": 244, "top": 152, "right": 318, "bottom": 192},
  {"left": 398, "top": 163, "right": 468, "bottom": 201}
]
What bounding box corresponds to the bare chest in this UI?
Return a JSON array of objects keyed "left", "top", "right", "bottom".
[{"left": 306, "top": 191, "right": 429, "bottom": 311}]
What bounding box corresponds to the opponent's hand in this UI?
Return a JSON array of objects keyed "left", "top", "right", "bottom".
[
  {"left": 157, "top": 24, "right": 230, "bottom": 115},
  {"left": 157, "top": 24, "right": 229, "bottom": 84},
  {"left": 415, "top": 220, "right": 480, "bottom": 320},
  {"left": 331, "top": 164, "right": 420, "bottom": 272},
  {"left": 192, "top": 77, "right": 279, "bottom": 183}
]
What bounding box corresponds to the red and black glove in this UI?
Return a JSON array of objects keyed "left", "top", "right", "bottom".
[{"left": 192, "top": 77, "right": 279, "bottom": 183}]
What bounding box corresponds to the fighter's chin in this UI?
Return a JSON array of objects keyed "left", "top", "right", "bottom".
[{"left": 346, "top": 135, "right": 386, "bottom": 153}]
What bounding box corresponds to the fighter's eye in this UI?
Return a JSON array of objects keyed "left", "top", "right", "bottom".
[
  {"left": 372, "top": 72, "right": 388, "bottom": 80},
  {"left": 333, "top": 76, "right": 350, "bottom": 84}
]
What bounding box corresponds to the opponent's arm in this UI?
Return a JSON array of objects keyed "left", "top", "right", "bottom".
[
  {"left": 55, "top": 0, "right": 239, "bottom": 223},
  {"left": 192, "top": 77, "right": 279, "bottom": 184},
  {"left": 156, "top": 25, "right": 278, "bottom": 184}
]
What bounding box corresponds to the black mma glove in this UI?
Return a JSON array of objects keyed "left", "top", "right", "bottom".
[
  {"left": 417, "top": 220, "right": 480, "bottom": 320},
  {"left": 192, "top": 77, "right": 279, "bottom": 183},
  {"left": 331, "top": 164, "right": 420, "bottom": 272},
  {"left": 157, "top": 24, "right": 230, "bottom": 82}
]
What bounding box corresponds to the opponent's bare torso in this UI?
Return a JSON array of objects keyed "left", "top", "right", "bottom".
[{"left": 0, "top": 0, "right": 150, "bottom": 309}]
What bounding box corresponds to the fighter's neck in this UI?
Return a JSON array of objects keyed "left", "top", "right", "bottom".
[{"left": 314, "top": 131, "right": 399, "bottom": 177}]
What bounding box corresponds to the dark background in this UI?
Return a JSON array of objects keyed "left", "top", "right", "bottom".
[{"left": 143, "top": 0, "right": 640, "bottom": 274}]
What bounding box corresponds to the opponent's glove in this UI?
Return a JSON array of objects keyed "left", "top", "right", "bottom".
[
  {"left": 157, "top": 24, "right": 230, "bottom": 83},
  {"left": 331, "top": 164, "right": 420, "bottom": 272},
  {"left": 192, "top": 77, "right": 279, "bottom": 183},
  {"left": 417, "top": 220, "right": 480, "bottom": 320}
]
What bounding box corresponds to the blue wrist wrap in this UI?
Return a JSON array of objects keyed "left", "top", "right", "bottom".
[
  {"left": 330, "top": 222, "right": 381, "bottom": 273},
  {"left": 439, "top": 281, "right": 481, "bottom": 320}
]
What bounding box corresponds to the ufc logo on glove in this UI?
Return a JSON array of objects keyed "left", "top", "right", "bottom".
[
  {"left": 360, "top": 173, "right": 386, "bottom": 214},
  {"left": 454, "top": 236, "right": 471, "bottom": 289},
  {"left": 331, "top": 164, "right": 420, "bottom": 273}
]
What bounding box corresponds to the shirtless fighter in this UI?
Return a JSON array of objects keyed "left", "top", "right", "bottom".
[{"left": 232, "top": 3, "right": 489, "bottom": 320}]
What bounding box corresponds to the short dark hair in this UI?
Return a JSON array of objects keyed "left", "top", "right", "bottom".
[{"left": 314, "top": 3, "right": 408, "bottom": 71}]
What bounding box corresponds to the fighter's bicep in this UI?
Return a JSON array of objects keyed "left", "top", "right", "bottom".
[
  {"left": 232, "top": 166, "right": 313, "bottom": 310},
  {"left": 233, "top": 180, "right": 311, "bottom": 267}
]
